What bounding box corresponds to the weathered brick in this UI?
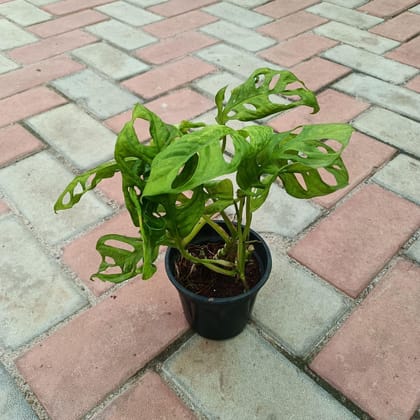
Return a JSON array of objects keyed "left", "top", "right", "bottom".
[
  {"left": 52, "top": 69, "right": 140, "bottom": 119},
  {"left": 322, "top": 44, "right": 418, "bottom": 84},
  {"left": 0, "top": 215, "right": 87, "bottom": 348},
  {"left": 369, "top": 12, "right": 420, "bottom": 41},
  {"left": 203, "top": 2, "right": 272, "bottom": 28},
  {"left": 373, "top": 154, "right": 420, "bottom": 204},
  {"left": 334, "top": 73, "right": 420, "bottom": 122},
  {"left": 386, "top": 35, "right": 420, "bottom": 68},
  {"left": 26, "top": 103, "right": 116, "bottom": 169},
  {"left": 0, "top": 151, "right": 112, "bottom": 244},
  {"left": 314, "top": 21, "right": 399, "bottom": 54},
  {"left": 308, "top": 2, "right": 383, "bottom": 29},
  {"left": 17, "top": 262, "right": 188, "bottom": 420},
  {"left": 201, "top": 20, "right": 275, "bottom": 52},
  {"left": 353, "top": 106, "right": 420, "bottom": 158},
  {"left": 311, "top": 259, "right": 420, "bottom": 419},
  {"left": 289, "top": 184, "right": 420, "bottom": 297}
]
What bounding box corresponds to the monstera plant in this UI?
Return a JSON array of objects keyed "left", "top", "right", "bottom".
[{"left": 55, "top": 68, "right": 353, "bottom": 339}]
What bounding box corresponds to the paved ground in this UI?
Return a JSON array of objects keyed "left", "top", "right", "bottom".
[{"left": 0, "top": 0, "right": 419, "bottom": 419}]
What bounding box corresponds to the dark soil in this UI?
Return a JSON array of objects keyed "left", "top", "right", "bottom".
[{"left": 174, "top": 242, "right": 261, "bottom": 298}]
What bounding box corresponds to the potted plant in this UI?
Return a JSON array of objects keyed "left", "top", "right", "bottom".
[{"left": 54, "top": 68, "right": 353, "bottom": 340}]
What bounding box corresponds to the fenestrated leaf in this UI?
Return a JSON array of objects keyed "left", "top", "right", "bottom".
[
  {"left": 54, "top": 160, "right": 120, "bottom": 212},
  {"left": 92, "top": 234, "right": 146, "bottom": 283},
  {"left": 143, "top": 125, "right": 250, "bottom": 197},
  {"left": 216, "top": 68, "right": 319, "bottom": 124}
]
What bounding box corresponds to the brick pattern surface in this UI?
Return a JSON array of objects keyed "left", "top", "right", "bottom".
[{"left": 0, "top": 1, "right": 419, "bottom": 419}]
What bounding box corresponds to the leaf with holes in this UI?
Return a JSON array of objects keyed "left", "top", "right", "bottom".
[{"left": 216, "top": 68, "right": 319, "bottom": 124}]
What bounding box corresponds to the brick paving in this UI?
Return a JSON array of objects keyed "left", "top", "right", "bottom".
[{"left": 0, "top": 1, "right": 418, "bottom": 419}]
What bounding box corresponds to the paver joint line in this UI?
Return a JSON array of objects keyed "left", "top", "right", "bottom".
[{"left": 0, "top": 1, "right": 419, "bottom": 420}]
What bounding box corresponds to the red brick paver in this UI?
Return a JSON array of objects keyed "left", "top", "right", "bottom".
[
  {"left": 0, "top": 87, "right": 67, "bottom": 128},
  {"left": 406, "top": 74, "right": 420, "bottom": 93},
  {"left": 257, "top": 10, "right": 328, "bottom": 41},
  {"left": 149, "top": 0, "right": 217, "bottom": 17},
  {"left": 386, "top": 35, "right": 420, "bottom": 67},
  {"left": 17, "top": 264, "right": 188, "bottom": 420},
  {"left": 359, "top": 0, "right": 419, "bottom": 18},
  {"left": 0, "top": 199, "right": 9, "bottom": 215},
  {"left": 122, "top": 57, "right": 216, "bottom": 99},
  {"left": 259, "top": 33, "right": 337, "bottom": 67},
  {"left": 28, "top": 9, "right": 108, "bottom": 38},
  {"left": 93, "top": 371, "right": 195, "bottom": 420},
  {"left": 0, "top": 124, "right": 45, "bottom": 167},
  {"left": 43, "top": 0, "right": 115, "bottom": 16},
  {"left": 256, "top": 0, "right": 320, "bottom": 19},
  {"left": 311, "top": 259, "right": 420, "bottom": 419},
  {"left": 369, "top": 12, "right": 420, "bottom": 41},
  {"left": 289, "top": 184, "right": 420, "bottom": 297}
]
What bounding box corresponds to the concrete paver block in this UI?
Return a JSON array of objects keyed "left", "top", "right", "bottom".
[
  {"left": 52, "top": 69, "right": 140, "bottom": 119},
  {"left": 373, "top": 154, "right": 420, "bottom": 204},
  {"left": 314, "top": 21, "right": 399, "bottom": 54},
  {"left": 289, "top": 184, "right": 420, "bottom": 298},
  {"left": 255, "top": 0, "right": 320, "bottom": 19},
  {"left": 311, "top": 259, "right": 420, "bottom": 420},
  {"left": 27, "top": 103, "right": 116, "bottom": 169},
  {"left": 0, "top": 151, "right": 112, "bottom": 244},
  {"left": 359, "top": 0, "right": 419, "bottom": 18},
  {"left": 386, "top": 35, "right": 420, "bottom": 68},
  {"left": 16, "top": 263, "right": 188, "bottom": 420},
  {"left": 253, "top": 239, "right": 351, "bottom": 357},
  {"left": 201, "top": 20, "right": 276, "bottom": 52},
  {"left": 324, "top": 0, "right": 368, "bottom": 7},
  {"left": 164, "top": 327, "right": 357, "bottom": 419},
  {"left": 0, "top": 19, "right": 37, "bottom": 50},
  {"left": 334, "top": 73, "right": 420, "bottom": 122},
  {"left": 227, "top": 0, "right": 269, "bottom": 7},
  {"left": 203, "top": 2, "right": 272, "bottom": 28},
  {"left": 197, "top": 43, "right": 279, "bottom": 78},
  {"left": 87, "top": 19, "right": 157, "bottom": 50},
  {"left": 323, "top": 44, "right": 418, "bottom": 84},
  {"left": 369, "top": 11, "right": 420, "bottom": 42},
  {"left": 194, "top": 71, "right": 243, "bottom": 97},
  {"left": 0, "top": 215, "right": 87, "bottom": 348},
  {"left": 0, "top": 364, "right": 37, "bottom": 419},
  {"left": 149, "top": 0, "right": 217, "bottom": 17},
  {"left": 72, "top": 42, "right": 149, "bottom": 80},
  {"left": 406, "top": 237, "right": 420, "bottom": 264},
  {"left": 96, "top": 1, "right": 162, "bottom": 26},
  {"left": 0, "top": 0, "right": 51, "bottom": 26},
  {"left": 0, "top": 54, "right": 19, "bottom": 75},
  {"left": 353, "top": 106, "right": 420, "bottom": 158},
  {"left": 308, "top": 2, "right": 383, "bottom": 29}
]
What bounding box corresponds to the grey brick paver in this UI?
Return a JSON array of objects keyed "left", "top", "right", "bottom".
[
  {"left": 194, "top": 71, "right": 243, "bottom": 97},
  {"left": 203, "top": 2, "right": 272, "bottom": 28},
  {"left": 308, "top": 2, "right": 383, "bottom": 29},
  {"left": 324, "top": 0, "right": 368, "bottom": 7},
  {"left": 0, "top": 54, "right": 19, "bottom": 74},
  {"left": 410, "top": 5, "right": 420, "bottom": 13},
  {"left": 227, "top": 0, "right": 269, "bottom": 6},
  {"left": 253, "top": 240, "right": 351, "bottom": 357},
  {"left": 0, "top": 215, "right": 87, "bottom": 348},
  {"left": 373, "top": 154, "right": 420, "bottom": 204},
  {"left": 196, "top": 44, "right": 280, "bottom": 77},
  {"left": 322, "top": 44, "right": 418, "bottom": 84},
  {"left": 314, "top": 21, "right": 399, "bottom": 53},
  {"left": 26, "top": 103, "right": 116, "bottom": 169},
  {"left": 334, "top": 73, "right": 420, "bottom": 122},
  {"left": 406, "top": 237, "right": 420, "bottom": 263},
  {"left": 354, "top": 107, "right": 420, "bottom": 157},
  {"left": 164, "top": 328, "right": 357, "bottom": 419},
  {"left": 96, "top": 1, "right": 162, "bottom": 26},
  {"left": 72, "top": 42, "right": 150, "bottom": 80},
  {"left": 0, "top": 0, "right": 51, "bottom": 26},
  {"left": 86, "top": 19, "right": 157, "bottom": 50},
  {"left": 0, "top": 19, "right": 37, "bottom": 50},
  {"left": 52, "top": 69, "right": 140, "bottom": 119},
  {"left": 0, "top": 151, "right": 112, "bottom": 244},
  {"left": 0, "top": 364, "right": 37, "bottom": 419},
  {"left": 201, "top": 20, "right": 276, "bottom": 52}
]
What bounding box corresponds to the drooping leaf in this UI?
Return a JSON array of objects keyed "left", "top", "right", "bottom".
[
  {"left": 143, "top": 125, "right": 249, "bottom": 197},
  {"left": 54, "top": 160, "right": 120, "bottom": 212},
  {"left": 92, "top": 234, "right": 145, "bottom": 283},
  {"left": 216, "top": 68, "right": 319, "bottom": 124}
]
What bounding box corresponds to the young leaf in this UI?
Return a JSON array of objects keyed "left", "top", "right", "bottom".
[
  {"left": 216, "top": 68, "right": 319, "bottom": 124},
  {"left": 54, "top": 160, "right": 120, "bottom": 212}
]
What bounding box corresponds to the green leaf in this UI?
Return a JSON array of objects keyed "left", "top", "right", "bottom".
[
  {"left": 54, "top": 160, "right": 120, "bottom": 212},
  {"left": 216, "top": 68, "right": 319, "bottom": 124},
  {"left": 203, "top": 179, "right": 235, "bottom": 215},
  {"left": 92, "top": 234, "right": 146, "bottom": 283},
  {"left": 143, "top": 125, "right": 249, "bottom": 197}
]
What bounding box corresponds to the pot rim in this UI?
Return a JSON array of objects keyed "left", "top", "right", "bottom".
[{"left": 164, "top": 226, "right": 272, "bottom": 305}]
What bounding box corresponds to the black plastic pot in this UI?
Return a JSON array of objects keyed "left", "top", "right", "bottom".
[{"left": 165, "top": 221, "right": 272, "bottom": 340}]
